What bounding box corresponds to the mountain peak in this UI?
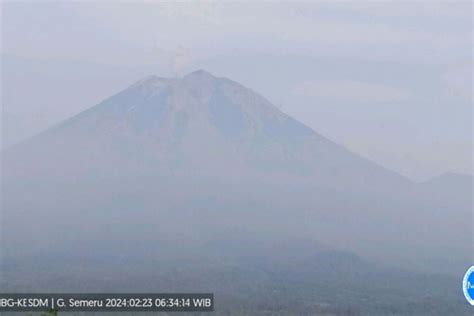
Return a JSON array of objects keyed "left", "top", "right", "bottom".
[
  {"left": 131, "top": 74, "right": 168, "bottom": 87},
  {"left": 128, "top": 70, "right": 218, "bottom": 95},
  {"left": 182, "top": 70, "right": 220, "bottom": 86},
  {"left": 129, "top": 75, "right": 171, "bottom": 95},
  {"left": 133, "top": 74, "right": 166, "bottom": 85},
  {"left": 185, "top": 69, "right": 215, "bottom": 79},
  {"left": 129, "top": 70, "right": 217, "bottom": 91}
]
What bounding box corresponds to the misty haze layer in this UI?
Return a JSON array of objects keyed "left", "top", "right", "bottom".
[{"left": 1, "top": 71, "right": 472, "bottom": 315}]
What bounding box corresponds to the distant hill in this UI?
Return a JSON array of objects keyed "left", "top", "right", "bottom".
[
  {"left": 417, "top": 172, "right": 472, "bottom": 204},
  {"left": 420, "top": 172, "right": 472, "bottom": 191}
]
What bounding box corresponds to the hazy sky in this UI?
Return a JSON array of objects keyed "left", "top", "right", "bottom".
[{"left": 1, "top": 1, "right": 472, "bottom": 180}]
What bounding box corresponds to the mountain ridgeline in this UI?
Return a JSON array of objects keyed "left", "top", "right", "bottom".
[{"left": 1, "top": 71, "right": 472, "bottom": 315}]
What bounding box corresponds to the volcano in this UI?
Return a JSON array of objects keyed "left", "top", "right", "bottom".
[{"left": 4, "top": 70, "right": 409, "bottom": 191}]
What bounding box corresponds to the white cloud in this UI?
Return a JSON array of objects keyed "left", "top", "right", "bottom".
[{"left": 293, "top": 80, "right": 409, "bottom": 103}]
